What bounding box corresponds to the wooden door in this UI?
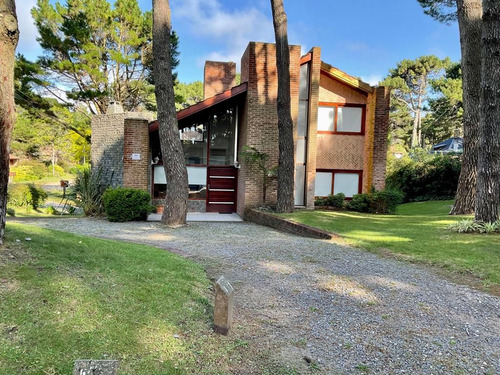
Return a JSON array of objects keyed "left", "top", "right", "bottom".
[{"left": 206, "top": 167, "right": 237, "bottom": 213}]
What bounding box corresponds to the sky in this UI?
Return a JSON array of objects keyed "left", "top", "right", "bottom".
[{"left": 16, "top": 0, "right": 461, "bottom": 86}]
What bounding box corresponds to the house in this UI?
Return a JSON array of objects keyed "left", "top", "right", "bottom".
[
  {"left": 431, "top": 136, "right": 463, "bottom": 154},
  {"left": 91, "top": 42, "right": 390, "bottom": 218}
]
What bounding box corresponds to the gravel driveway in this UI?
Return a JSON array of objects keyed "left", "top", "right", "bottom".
[{"left": 11, "top": 217, "right": 500, "bottom": 374}]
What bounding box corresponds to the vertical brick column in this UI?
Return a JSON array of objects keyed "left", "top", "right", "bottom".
[
  {"left": 237, "top": 42, "right": 301, "bottom": 216},
  {"left": 204, "top": 61, "right": 237, "bottom": 99},
  {"left": 363, "top": 90, "right": 376, "bottom": 192},
  {"left": 123, "top": 118, "right": 150, "bottom": 191},
  {"left": 305, "top": 47, "right": 321, "bottom": 208},
  {"left": 372, "top": 86, "right": 391, "bottom": 190}
]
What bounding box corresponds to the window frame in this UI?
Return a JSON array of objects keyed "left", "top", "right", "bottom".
[
  {"left": 315, "top": 169, "right": 363, "bottom": 199},
  {"left": 317, "top": 102, "right": 366, "bottom": 135}
]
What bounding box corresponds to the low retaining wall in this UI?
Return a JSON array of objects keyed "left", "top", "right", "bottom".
[{"left": 246, "top": 209, "right": 334, "bottom": 240}]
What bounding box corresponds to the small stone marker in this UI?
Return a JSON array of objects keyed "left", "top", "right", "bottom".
[
  {"left": 214, "top": 276, "right": 234, "bottom": 335},
  {"left": 73, "top": 360, "right": 119, "bottom": 375}
]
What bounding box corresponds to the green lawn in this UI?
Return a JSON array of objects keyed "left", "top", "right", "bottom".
[
  {"left": 281, "top": 201, "right": 500, "bottom": 289},
  {"left": 0, "top": 224, "right": 244, "bottom": 374}
]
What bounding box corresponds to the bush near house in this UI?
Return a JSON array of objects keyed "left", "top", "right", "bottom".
[
  {"left": 72, "top": 165, "right": 107, "bottom": 216},
  {"left": 315, "top": 193, "right": 345, "bottom": 208},
  {"left": 102, "top": 187, "right": 153, "bottom": 222},
  {"left": 386, "top": 151, "right": 460, "bottom": 202},
  {"left": 315, "top": 189, "right": 403, "bottom": 214},
  {"left": 7, "top": 184, "right": 48, "bottom": 212}
]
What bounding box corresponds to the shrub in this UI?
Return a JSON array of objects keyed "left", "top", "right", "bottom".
[
  {"left": 46, "top": 205, "right": 58, "bottom": 215},
  {"left": 346, "top": 193, "right": 371, "bottom": 213},
  {"left": 386, "top": 152, "right": 461, "bottom": 202},
  {"left": 346, "top": 189, "right": 403, "bottom": 214},
  {"left": 47, "top": 164, "right": 65, "bottom": 177},
  {"left": 315, "top": 193, "right": 346, "bottom": 208},
  {"left": 6, "top": 208, "right": 15, "bottom": 217},
  {"left": 11, "top": 160, "right": 46, "bottom": 182},
  {"left": 7, "top": 184, "right": 47, "bottom": 211},
  {"left": 72, "top": 166, "right": 106, "bottom": 216},
  {"left": 448, "top": 219, "right": 500, "bottom": 234},
  {"left": 102, "top": 188, "right": 153, "bottom": 222},
  {"left": 370, "top": 189, "right": 404, "bottom": 214}
]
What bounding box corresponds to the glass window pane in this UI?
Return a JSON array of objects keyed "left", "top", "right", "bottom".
[
  {"left": 315, "top": 172, "right": 332, "bottom": 196},
  {"left": 181, "top": 122, "right": 207, "bottom": 164},
  {"left": 296, "top": 138, "right": 306, "bottom": 164},
  {"left": 299, "top": 63, "right": 310, "bottom": 100},
  {"left": 209, "top": 107, "right": 236, "bottom": 165},
  {"left": 154, "top": 165, "right": 166, "bottom": 184},
  {"left": 298, "top": 101, "right": 308, "bottom": 137},
  {"left": 187, "top": 166, "right": 207, "bottom": 200},
  {"left": 333, "top": 173, "right": 360, "bottom": 197},
  {"left": 295, "top": 165, "right": 305, "bottom": 206},
  {"left": 317, "top": 106, "right": 334, "bottom": 131},
  {"left": 337, "top": 107, "right": 362, "bottom": 133}
]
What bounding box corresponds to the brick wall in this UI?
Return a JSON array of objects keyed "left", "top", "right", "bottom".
[
  {"left": 316, "top": 135, "right": 365, "bottom": 170},
  {"left": 204, "top": 61, "right": 237, "bottom": 100},
  {"left": 237, "top": 42, "right": 301, "bottom": 216},
  {"left": 362, "top": 90, "right": 376, "bottom": 192},
  {"left": 91, "top": 112, "right": 152, "bottom": 189},
  {"left": 372, "top": 86, "right": 391, "bottom": 190},
  {"left": 319, "top": 75, "right": 367, "bottom": 104},
  {"left": 123, "top": 118, "right": 149, "bottom": 191}
]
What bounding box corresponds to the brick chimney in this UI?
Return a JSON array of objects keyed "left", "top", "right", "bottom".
[{"left": 203, "top": 61, "right": 237, "bottom": 100}]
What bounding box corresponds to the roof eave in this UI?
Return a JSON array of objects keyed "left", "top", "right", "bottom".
[{"left": 320, "top": 61, "right": 374, "bottom": 94}]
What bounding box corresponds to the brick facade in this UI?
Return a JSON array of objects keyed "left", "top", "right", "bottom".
[
  {"left": 204, "top": 61, "right": 237, "bottom": 100},
  {"left": 372, "top": 87, "right": 391, "bottom": 190},
  {"left": 91, "top": 112, "right": 152, "bottom": 189},
  {"left": 123, "top": 118, "right": 150, "bottom": 191},
  {"left": 237, "top": 42, "right": 301, "bottom": 216}
]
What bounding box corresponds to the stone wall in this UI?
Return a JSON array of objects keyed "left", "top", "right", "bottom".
[{"left": 91, "top": 112, "right": 152, "bottom": 188}]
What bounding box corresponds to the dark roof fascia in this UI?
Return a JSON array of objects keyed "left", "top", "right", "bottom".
[{"left": 149, "top": 82, "right": 248, "bottom": 132}]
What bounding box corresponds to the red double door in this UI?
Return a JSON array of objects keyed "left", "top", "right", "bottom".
[{"left": 206, "top": 167, "right": 238, "bottom": 213}]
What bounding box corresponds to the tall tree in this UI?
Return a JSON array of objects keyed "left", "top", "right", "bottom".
[
  {"left": 475, "top": 0, "right": 500, "bottom": 223},
  {"left": 418, "top": 0, "right": 482, "bottom": 215},
  {"left": 31, "top": 0, "right": 178, "bottom": 114},
  {"left": 152, "top": 0, "right": 188, "bottom": 226},
  {"left": 270, "top": 0, "right": 294, "bottom": 213},
  {"left": 0, "top": 0, "right": 19, "bottom": 245},
  {"left": 382, "top": 56, "right": 450, "bottom": 148}
]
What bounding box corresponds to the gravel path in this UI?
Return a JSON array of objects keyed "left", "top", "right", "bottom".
[{"left": 11, "top": 217, "right": 500, "bottom": 374}]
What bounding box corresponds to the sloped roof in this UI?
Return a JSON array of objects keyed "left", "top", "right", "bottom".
[
  {"left": 320, "top": 61, "right": 374, "bottom": 94},
  {"left": 149, "top": 83, "right": 247, "bottom": 132}
]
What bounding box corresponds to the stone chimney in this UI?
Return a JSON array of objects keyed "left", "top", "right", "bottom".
[
  {"left": 106, "top": 101, "right": 124, "bottom": 114},
  {"left": 203, "top": 61, "right": 237, "bottom": 100}
]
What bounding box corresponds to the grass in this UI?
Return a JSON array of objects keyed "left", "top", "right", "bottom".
[
  {"left": 281, "top": 201, "right": 500, "bottom": 289},
  {"left": 0, "top": 223, "right": 246, "bottom": 374}
]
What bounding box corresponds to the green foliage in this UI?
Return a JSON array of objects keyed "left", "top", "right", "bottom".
[
  {"left": 346, "top": 193, "right": 372, "bottom": 213},
  {"left": 382, "top": 55, "right": 451, "bottom": 148},
  {"left": 240, "top": 146, "right": 277, "bottom": 205},
  {"left": 174, "top": 81, "right": 204, "bottom": 110},
  {"left": 346, "top": 189, "right": 403, "bottom": 214},
  {"left": 417, "top": 0, "right": 457, "bottom": 23},
  {"left": 31, "top": 0, "right": 179, "bottom": 114},
  {"left": 315, "top": 193, "right": 345, "bottom": 208},
  {"left": 45, "top": 205, "right": 58, "bottom": 215},
  {"left": 7, "top": 184, "right": 48, "bottom": 211},
  {"left": 102, "top": 188, "right": 153, "bottom": 222},
  {"left": 386, "top": 151, "right": 461, "bottom": 202},
  {"left": 71, "top": 166, "right": 107, "bottom": 216},
  {"left": 10, "top": 160, "right": 47, "bottom": 182},
  {"left": 6, "top": 208, "right": 16, "bottom": 217},
  {"left": 448, "top": 219, "right": 500, "bottom": 234}
]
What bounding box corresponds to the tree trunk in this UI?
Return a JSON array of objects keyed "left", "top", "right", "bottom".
[
  {"left": 411, "top": 109, "right": 420, "bottom": 148},
  {"left": 475, "top": 0, "right": 500, "bottom": 223},
  {"left": 152, "top": 0, "right": 188, "bottom": 226},
  {"left": 450, "top": 0, "right": 482, "bottom": 215},
  {"left": 0, "top": 0, "right": 19, "bottom": 245},
  {"left": 270, "top": 0, "right": 294, "bottom": 213}
]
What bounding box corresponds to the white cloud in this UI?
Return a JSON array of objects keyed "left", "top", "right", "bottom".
[
  {"left": 360, "top": 74, "right": 382, "bottom": 86},
  {"left": 173, "top": 0, "right": 275, "bottom": 69},
  {"left": 16, "top": 0, "right": 41, "bottom": 58}
]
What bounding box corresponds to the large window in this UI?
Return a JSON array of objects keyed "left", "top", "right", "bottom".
[
  {"left": 314, "top": 170, "right": 362, "bottom": 198},
  {"left": 317, "top": 103, "right": 365, "bottom": 134}
]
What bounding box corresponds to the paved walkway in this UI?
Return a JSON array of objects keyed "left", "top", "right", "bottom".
[{"left": 11, "top": 217, "right": 500, "bottom": 374}]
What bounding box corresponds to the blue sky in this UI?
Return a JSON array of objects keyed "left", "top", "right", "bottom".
[{"left": 17, "top": 0, "right": 461, "bottom": 85}]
